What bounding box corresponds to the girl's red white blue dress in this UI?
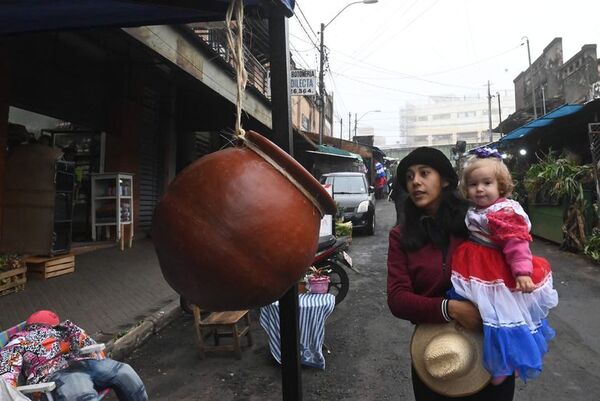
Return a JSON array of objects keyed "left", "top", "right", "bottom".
[{"left": 450, "top": 199, "right": 559, "bottom": 381}]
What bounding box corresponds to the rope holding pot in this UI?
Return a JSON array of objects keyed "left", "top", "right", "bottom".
[{"left": 225, "top": 0, "right": 247, "bottom": 138}]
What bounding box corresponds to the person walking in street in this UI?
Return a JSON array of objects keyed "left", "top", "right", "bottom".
[
  {"left": 386, "top": 146, "right": 516, "bottom": 400},
  {"left": 0, "top": 310, "right": 148, "bottom": 401},
  {"left": 451, "top": 148, "right": 558, "bottom": 384}
]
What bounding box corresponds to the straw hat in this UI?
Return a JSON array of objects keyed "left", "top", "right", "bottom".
[{"left": 410, "top": 321, "right": 490, "bottom": 397}]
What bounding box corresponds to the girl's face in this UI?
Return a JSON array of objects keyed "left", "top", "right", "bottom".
[
  {"left": 466, "top": 165, "right": 500, "bottom": 208},
  {"left": 405, "top": 164, "right": 447, "bottom": 216}
]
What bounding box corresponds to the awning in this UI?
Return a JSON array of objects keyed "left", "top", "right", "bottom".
[
  {"left": 306, "top": 145, "right": 364, "bottom": 163},
  {"left": 500, "top": 104, "right": 584, "bottom": 141},
  {"left": 0, "top": 0, "right": 295, "bottom": 35}
]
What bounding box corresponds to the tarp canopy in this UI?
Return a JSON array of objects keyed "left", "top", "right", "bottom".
[
  {"left": 307, "top": 145, "right": 364, "bottom": 163},
  {"left": 0, "top": 0, "right": 295, "bottom": 35},
  {"left": 499, "top": 104, "right": 584, "bottom": 141}
]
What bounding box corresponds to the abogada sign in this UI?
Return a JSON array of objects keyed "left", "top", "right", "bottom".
[{"left": 290, "top": 70, "right": 316, "bottom": 96}]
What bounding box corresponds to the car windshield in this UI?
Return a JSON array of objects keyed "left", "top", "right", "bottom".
[{"left": 326, "top": 176, "right": 366, "bottom": 194}]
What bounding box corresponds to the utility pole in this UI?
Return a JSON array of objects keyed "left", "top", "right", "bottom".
[
  {"left": 348, "top": 112, "right": 351, "bottom": 141},
  {"left": 318, "top": 23, "right": 325, "bottom": 145},
  {"left": 487, "top": 80, "right": 493, "bottom": 142},
  {"left": 339, "top": 117, "right": 343, "bottom": 147},
  {"left": 523, "top": 36, "right": 537, "bottom": 118},
  {"left": 496, "top": 91, "right": 502, "bottom": 123},
  {"left": 354, "top": 112, "right": 357, "bottom": 140}
]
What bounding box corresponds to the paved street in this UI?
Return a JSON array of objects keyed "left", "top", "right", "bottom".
[{"left": 118, "top": 200, "right": 600, "bottom": 401}]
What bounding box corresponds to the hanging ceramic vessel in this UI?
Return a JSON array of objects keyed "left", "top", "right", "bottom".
[{"left": 152, "top": 131, "right": 337, "bottom": 311}]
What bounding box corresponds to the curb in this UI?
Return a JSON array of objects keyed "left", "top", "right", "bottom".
[{"left": 106, "top": 299, "right": 181, "bottom": 360}]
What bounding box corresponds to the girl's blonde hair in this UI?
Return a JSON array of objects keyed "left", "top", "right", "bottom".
[{"left": 458, "top": 156, "right": 514, "bottom": 199}]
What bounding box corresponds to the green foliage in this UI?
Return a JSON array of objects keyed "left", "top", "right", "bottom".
[
  {"left": 335, "top": 221, "right": 353, "bottom": 237},
  {"left": 524, "top": 151, "right": 594, "bottom": 207},
  {"left": 584, "top": 230, "right": 600, "bottom": 263}
]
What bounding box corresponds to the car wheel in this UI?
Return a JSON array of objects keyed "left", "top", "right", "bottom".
[{"left": 365, "top": 212, "right": 375, "bottom": 235}]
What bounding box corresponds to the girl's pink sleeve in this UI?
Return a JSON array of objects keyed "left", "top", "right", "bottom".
[{"left": 488, "top": 208, "right": 533, "bottom": 277}]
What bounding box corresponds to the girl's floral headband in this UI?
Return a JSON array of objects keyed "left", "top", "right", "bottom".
[{"left": 469, "top": 147, "right": 502, "bottom": 159}]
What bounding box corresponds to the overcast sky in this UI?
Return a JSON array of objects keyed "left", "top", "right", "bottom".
[{"left": 288, "top": 0, "right": 600, "bottom": 141}]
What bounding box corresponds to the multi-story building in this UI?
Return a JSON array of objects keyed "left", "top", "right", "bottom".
[
  {"left": 396, "top": 92, "right": 516, "bottom": 148},
  {"left": 500, "top": 38, "right": 600, "bottom": 133}
]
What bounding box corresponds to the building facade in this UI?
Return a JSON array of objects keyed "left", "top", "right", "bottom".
[
  {"left": 397, "top": 92, "right": 516, "bottom": 148},
  {"left": 513, "top": 38, "right": 599, "bottom": 118}
]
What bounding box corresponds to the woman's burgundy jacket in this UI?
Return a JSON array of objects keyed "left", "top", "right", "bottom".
[{"left": 387, "top": 225, "right": 466, "bottom": 324}]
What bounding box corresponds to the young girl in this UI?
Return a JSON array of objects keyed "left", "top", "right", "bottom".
[{"left": 450, "top": 147, "right": 559, "bottom": 384}]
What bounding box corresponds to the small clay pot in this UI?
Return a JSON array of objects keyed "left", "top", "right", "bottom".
[{"left": 152, "top": 131, "right": 336, "bottom": 311}]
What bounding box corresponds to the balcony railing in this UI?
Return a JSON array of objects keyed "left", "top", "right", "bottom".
[{"left": 192, "top": 24, "right": 270, "bottom": 99}]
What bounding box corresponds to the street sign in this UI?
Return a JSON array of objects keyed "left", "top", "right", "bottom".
[{"left": 290, "top": 69, "right": 317, "bottom": 96}]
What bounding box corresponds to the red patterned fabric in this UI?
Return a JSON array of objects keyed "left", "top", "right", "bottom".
[
  {"left": 487, "top": 207, "right": 532, "bottom": 243},
  {"left": 452, "top": 241, "right": 551, "bottom": 290}
]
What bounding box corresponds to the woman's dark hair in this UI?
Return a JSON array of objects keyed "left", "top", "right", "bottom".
[{"left": 400, "top": 189, "right": 469, "bottom": 251}]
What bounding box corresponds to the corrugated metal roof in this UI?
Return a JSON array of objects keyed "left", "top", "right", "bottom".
[{"left": 500, "top": 104, "right": 584, "bottom": 141}]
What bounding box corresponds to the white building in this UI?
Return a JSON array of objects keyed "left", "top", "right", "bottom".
[{"left": 398, "top": 91, "right": 516, "bottom": 147}]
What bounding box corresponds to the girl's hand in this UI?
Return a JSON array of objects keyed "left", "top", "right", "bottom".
[
  {"left": 516, "top": 276, "right": 535, "bottom": 293},
  {"left": 448, "top": 300, "right": 482, "bottom": 331}
]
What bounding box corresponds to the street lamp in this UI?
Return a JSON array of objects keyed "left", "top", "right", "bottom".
[
  {"left": 353, "top": 109, "right": 381, "bottom": 139},
  {"left": 318, "top": 0, "right": 378, "bottom": 145},
  {"left": 522, "top": 36, "right": 537, "bottom": 119}
]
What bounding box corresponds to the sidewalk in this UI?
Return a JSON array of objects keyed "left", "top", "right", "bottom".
[{"left": 0, "top": 238, "right": 181, "bottom": 359}]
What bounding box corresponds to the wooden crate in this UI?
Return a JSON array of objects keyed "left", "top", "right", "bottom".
[
  {"left": 26, "top": 254, "right": 75, "bottom": 279},
  {"left": 0, "top": 267, "right": 27, "bottom": 296}
]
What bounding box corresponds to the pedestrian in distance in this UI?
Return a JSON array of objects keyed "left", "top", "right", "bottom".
[
  {"left": 451, "top": 147, "right": 559, "bottom": 384},
  {"left": 387, "top": 146, "right": 516, "bottom": 400},
  {"left": 0, "top": 310, "right": 148, "bottom": 401}
]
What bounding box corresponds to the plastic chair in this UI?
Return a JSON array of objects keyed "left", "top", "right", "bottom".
[{"left": 0, "top": 321, "right": 111, "bottom": 401}]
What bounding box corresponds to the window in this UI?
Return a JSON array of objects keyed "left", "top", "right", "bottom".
[
  {"left": 322, "top": 176, "right": 366, "bottom": 194},
  {"left": 432, "top": 113, "right": 451, "bottom": 120},
  {"left": 418, "top": 115, "right": 429, "bottom": 121}
]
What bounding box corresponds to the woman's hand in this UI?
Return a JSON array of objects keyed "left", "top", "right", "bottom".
[{"left": 448, "top": 300, "right": 482, "bottom": 331}]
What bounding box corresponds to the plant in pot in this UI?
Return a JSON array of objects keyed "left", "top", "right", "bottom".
[{"left": 306, "top": 266, "right": 331, "bottom": 294}]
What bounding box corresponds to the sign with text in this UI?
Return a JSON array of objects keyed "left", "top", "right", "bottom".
[{"left": 290, "top": 70, "right": 317, "bottom": 96}]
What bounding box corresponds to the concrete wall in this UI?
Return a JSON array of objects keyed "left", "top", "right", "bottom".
[
  {"left": 514, "top": 37, "right": 563, "bottom": 113},
  {"left": 561, "top": 44, "right": 599, "bottom": 104}
]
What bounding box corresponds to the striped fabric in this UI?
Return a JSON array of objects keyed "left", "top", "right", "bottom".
[
  {"left": 0, "top": 322, "right": 26, "bottom": 348},
  {"left": 260, "top": 293, "right": 335, "bottom": 369}
]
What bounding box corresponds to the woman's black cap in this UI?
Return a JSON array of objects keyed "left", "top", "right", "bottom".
[{"left": 396, "top": 147, "right": 458, "bottom": 191}]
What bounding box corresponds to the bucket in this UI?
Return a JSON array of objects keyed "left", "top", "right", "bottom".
[
  {"left": 308, "top": 276, "right": 330, "bottom": 294},
  {"left": 152, "top": 131, "right": 337, "bottom": 311}
]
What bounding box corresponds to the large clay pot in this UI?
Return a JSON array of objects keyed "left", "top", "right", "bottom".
[{"left": 152, "top": 131, "right": 336, "bottom": 311}]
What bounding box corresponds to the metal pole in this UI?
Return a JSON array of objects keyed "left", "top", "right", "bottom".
[
  {"left": 268, "top": 11, "right": 302, "bottom": 401},
  {"left": 496, "top": 91, "right": 503, "bottom": 137},
  {"left": 318, "top": 23, "right": 325, "bottom": 145},
  {"left": 348, "top": 112, "right": 351, "bottom": 140},
  {"left": 339, "top": 117, "right": 343, "bottom": 147},
  {"left": 541, "top": 86, "right": 547, "bottom": 115},
  {"left": 524, "top": 37, "right": 538, "bottom": 118},
  {"left": 354, "top": 112, "right": 357, "bottom": 140},
  {"left": 488, "top": 80, "right": 493, "bottom": 142},
  {"left": 497, "top": 91, "right": 502, "bottom": 123}
]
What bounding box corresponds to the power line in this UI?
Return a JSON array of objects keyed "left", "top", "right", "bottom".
[
  {"left": 331, "top": 43, "right": 522, "bottom": 80},
  {"left": 350, "top": 0, "right": 419, "bottom": 58},
  {"left": 290, "top": 43, "right": 311, "bottom": 70},
  {"left": 331, "top": 71, "right": 485, "bottom": 100},
  {"left": 292, "top": 12, "right": 319, "bottom": 50},
  {"left": 327, "top": 69, "right": 349, "bottom": 117},
  {"left": 358, "top": 0, "right": 442, "bottom": 61},
  {"left": 295, "top": 1, "right": 318, "bottom": 40}
]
